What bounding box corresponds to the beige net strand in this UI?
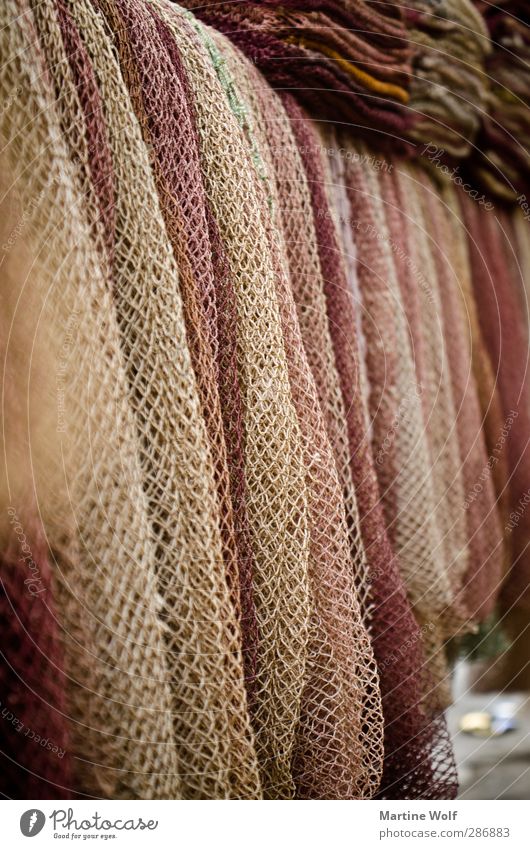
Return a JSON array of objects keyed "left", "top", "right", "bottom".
[
  {"left": 152, "top": 2, "right": 312, "bottom": 798},
  {"left": 1, "top": 1, "right": 182, "bottom": 798}
]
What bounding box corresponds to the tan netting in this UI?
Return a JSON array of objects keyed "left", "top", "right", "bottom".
[
  {"left": 64, "top": 0, "right": 263, "bottom": 800},
  {"left": 445, "top": 188, "right": 511, "bottom": 533},
  {"left": 2, "top": 0, "right": 480, "bottom": 801},
  {"left": 1, "top": 2, "right": 182, "bottom": 798},
  {"left": 218, "top": 39, "right": 384, "bottom": 799},
  {"left": 151, "top": 1, "right": 312, "bottom": 798},
  {"left": 423, "top": 174, "right": 504, "bottom": 624},
  {"left": 280, "top": 106, "right": 457, "bottom": 799},
  {"left": 93, "top": 0, "right": 243, "bottom": 651},
  {"left": 331, "top": 143, "right": 454, "bottom": 704},
  {"left": 5, "top": 0, "right": 263, "bottom": 799},
  {"left": 395, "top": 165, "right": 470, "bottom": 621}
]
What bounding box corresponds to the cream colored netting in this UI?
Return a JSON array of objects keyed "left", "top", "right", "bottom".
[
  {"left": 1, "top": 1, "right": 181, "bottom": 798},
  {"left": 151, "top": 1, "right": 312, "bottom": 799},
  {"left": 403, "top": 165, "right": 469, "bottom": 617},
  {"left": 4, "top": 0, "right": 262, "bottom": 799},
  {"left": 217, "top": 38, "right": 384, "bottom": 799}
]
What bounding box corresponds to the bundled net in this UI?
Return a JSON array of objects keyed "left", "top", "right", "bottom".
[
  {"left": 471, "top": 1, "right": 530, "bottom": 200},
  {"left": 151, "top": 1, "right": 313, "bottom": 799},
  {"left": 281, "top": 102, "right": 458, "bottom": 798},
  {"left": 217, "top": 37, "right": 385, "bottom": 799},
  {"left": 1, "top": 0, "right": 183, "bottom": 798},
  {"left": 53, "top": 0, "right": 259, "bottom": 701},
  {"left": 404, "top": 0, "right": 490, "bottom": 157}
]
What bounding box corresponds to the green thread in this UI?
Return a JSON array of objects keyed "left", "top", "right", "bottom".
[{"left": 182, "top": 7, "right": 272, "bottom": 208}]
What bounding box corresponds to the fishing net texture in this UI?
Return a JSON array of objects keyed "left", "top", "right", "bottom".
[{"left": 4, "top": 0, "right": 529, "bottom": 803}]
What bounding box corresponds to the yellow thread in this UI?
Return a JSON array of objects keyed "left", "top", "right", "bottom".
[{"left": 286, "top": 36, "right": 409, "bottom": 104}]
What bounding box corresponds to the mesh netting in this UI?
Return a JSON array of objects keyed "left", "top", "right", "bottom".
[
  {"left": 460, "top": 191, "right": 530, "bottom": 690},
  {"left": 3, "top": 0, "right": 263, "bottom": 799},
  {"left": 335, "top": 148, "right": 458, "bottom": 707},
  {"left": 218, "top": 38, "right": 385, "bottom": 799},
  {"left": 90, "top": 0, "right": 259, "bottom": 705},
  {"left": 95, "top": 0, "right": 244, "bottom": 671},
  {"left": 441, "top": 187, "right": 511, "bottom": 535},
  {"left": 177, "top": 0, "right": 413, "bottom": 137},
  {"left": 151, "top": 1, "right": 313, "bottom": 798},
  {"left": 422, "top": 176, "right": 504, "bottom": 624},
  {"left": 64, "top": 0, "right": 263, "bottom": 799},
  {"left": 0, "top": 521, "right": 72, "bottom": 798},
  {"left": 1, "top": 1, "right": 183, "bottom": 798},
  {"left": 393, "top": 166, "right": 471, "bottom": 629},
  {"left": 0, "top": 0, "right": 491, "bottom": 801},
  {"left": 282, "top": 100, "right": 458, "bottom": 799}
]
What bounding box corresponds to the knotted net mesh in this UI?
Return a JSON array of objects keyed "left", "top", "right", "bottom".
[
  {"left": 152, "top": 1, "right": 314, "bottom": 798},
  {"left": 1, "top": 2, "right": 183, "bottom": 798},
  {"left": 281, "top": 105, "right": 458, "bottom": 798},
  {"left": 217, "top": 37, "right": 384, "bottom": 799}
]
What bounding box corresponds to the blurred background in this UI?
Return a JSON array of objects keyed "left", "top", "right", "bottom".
[{"left": 448, "top": 661, "right": 530, "bottom": 799}]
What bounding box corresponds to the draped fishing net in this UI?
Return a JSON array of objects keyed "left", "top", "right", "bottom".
[
  {"left": 61, "top": 0, "right": 264, "bottom": 800},
  {"left": 425, "top": 177, "right": 504, "bottom": 625},
  {"left": 394, "top": 166, "right": 470, "bottom": 622},
  {"left": 333, "top": 148, "right": 456, "bottom": 706},
  {"left": 177, "top": 0, "right": 413, "bottom": 136},
  {"left": 441, "top": 187, "right": 511, "bottom": 538},
  {"left": 86, "top": 0, "right": 260, "bottom": 703},
  {"left": 217, "top": 38, "right": 385, "bottom": 799},
  {"left": 1, "top": 0, "right": 471, "bottom": 801},
  {"left": 95, "top": 0, "right": 246, "bottom": 669},
  {"left": 281, "top": 113, "right": 457, "bottom": 798},
  {"left": 151, "top": 1, "right": 313, "bottom": 799},
  {"left": 460, "top": 191, "right": 530, "bottom": 692},
  {"left": 3, "top": 0, "right": 263, "bottom": 799}
]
